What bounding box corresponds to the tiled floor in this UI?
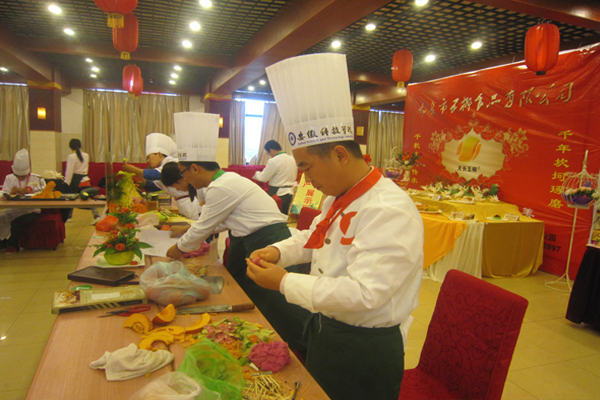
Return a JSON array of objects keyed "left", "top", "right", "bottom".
[{"left": 1, "top": 209, "right": 600, "bottom": 399}]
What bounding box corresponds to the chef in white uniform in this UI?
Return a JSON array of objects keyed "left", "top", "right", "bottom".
[
  {"left": 165, "top": 112, "right": 310, "bottom": 350},
  {"left": 122, "top": 133, "right": 178, "bottom": 192},
  {"left": 0, "top": 149, "right": 46, "bottom": 253},
  {"left": 247, "top": 54, "right": 424, "bottom": 400},
  {"left": 252, "top": 140, "right": 297, "bottom": 214}
]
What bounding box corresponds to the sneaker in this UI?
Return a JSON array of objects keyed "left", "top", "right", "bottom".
[
  {"left": 91, "top": 217, "right": 101, "bottom": 226},
  {"left": 5, "top": 246, "right": 17, "bottom": 254}
]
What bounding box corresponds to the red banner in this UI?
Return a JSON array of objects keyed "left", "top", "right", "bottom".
[{"left": 404, "top": 44, "right": 600, "bottom": 279}]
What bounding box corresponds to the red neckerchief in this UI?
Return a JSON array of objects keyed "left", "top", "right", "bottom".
[{"left": 304, "top": 167, "right": 382, "bottom": 249}]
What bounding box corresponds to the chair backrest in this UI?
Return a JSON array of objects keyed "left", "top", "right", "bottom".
[
  {"left": 297, "top": 206, "right": 321, "bottom": 230},
  {"left": 272, "top": 194, "right": 283, "bottom": 212},
  {"left": 417, "top": 269, "right": 528, "bottom": 400}
]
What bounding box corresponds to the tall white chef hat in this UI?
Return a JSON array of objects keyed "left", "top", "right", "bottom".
[
  {"left": 145, "top": 133, "right": 177, "bottom": 157},
  {"left": 174, "top": 112, "right": 220, "bottom": 162},
  {"left": 266, "top": 53, "right": 354, "bottom": 150},
  {"left": 12, "top": 148, "right": 31, "bottom": 175}
]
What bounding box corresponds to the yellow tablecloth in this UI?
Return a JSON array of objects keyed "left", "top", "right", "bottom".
[
  {"left": 411, "top": 195, "right": 521, "bottom": 222},
  {"left": 421, "top": 213, "right": 467, "bottom": 268}
]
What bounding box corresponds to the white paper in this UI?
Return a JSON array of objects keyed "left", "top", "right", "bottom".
[{"left": 138, "top": 228, "right": 179, "bottom": 257}]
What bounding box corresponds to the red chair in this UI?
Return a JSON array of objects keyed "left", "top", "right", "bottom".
[
  {"left": 19, "top": 209, "right": 66, "bottom": 250},
  {"left": 398, "top": 269, "right": 528, "bottom": 400},
  {"left": 272, "top": 194, "right": 283, "bottom": 212},
  {"left": 297, "top": 206, "right": 321, "bottom": 230},
  {"left": 222, "top": 237, "right": 230, "bottom": 267}
]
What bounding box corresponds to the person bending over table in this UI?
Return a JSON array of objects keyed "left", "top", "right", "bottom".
[
  {"left": 122, "top": 133, "right": 177, "bottom": 192},
  {"left": 159, "top": 162, "right": 202, "bottom": 220},
  {"left": 246, "top": 54, "right": 424, "bottom": 400},
  {"left": 165, "top": 111, "right": 311, "bottom": 353}
]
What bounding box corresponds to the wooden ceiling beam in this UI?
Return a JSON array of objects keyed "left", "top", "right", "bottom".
[
  {"left": 353, "top": 85, "right": 406, "bottom": 107},
  {"left": 348, "top": 70, "right": 396, "bottom": 86},
  {"left": 464, "top": 0, "right": 600, "bottom": 31},
  {"left": 20, "top": 38, "right": 234, "bottom": 69},
  {"left": 206, "top": 0, "right": 395, "bottom": 96}
]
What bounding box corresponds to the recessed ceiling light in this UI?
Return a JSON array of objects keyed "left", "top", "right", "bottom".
[
  {"left": 331, "top": 40, "right": 341, "bottom": 48},
  {"left": 174, "top": 65, "right": 182, "bottom": 71},
  {"left": 366, "top": 23, "right": 376, "bottom": 31},
  {"left": 169, "top": 80, "right": 176, "bottom": 85},
  {"left": 0, "top": 67, "right": 8, "bottom": 72},
  {"left": 64, "top": 28, "right": 74, "bottom": 35},
  {"left": 200, "top": 0, "right": 212, "bottom": 8},
  {"left": 248, "top": 86, "right": 255, "bottom": 91},
  {"left": 171, "top": 73, "right": 179, "bottom": 79},
  {"left": 190, "top": 21, "right": 200, "bottom": 31},
  {"left": 48, "top": 5, "right": 62, "bottom": 14},
  {"left": 259, "top": 79, "right": 266, "bottom": 85},
  {"left": 415, "top": 0, "right": 429, "bottom": 6},
  {"left": 85, "top": 58, "right": 93, "bottom": 63},
  {"left": 90, "top": 74, "right": 97, "bottom": 78},
  {"left": 91, "top": 66, "right": 99, "bottom": 72},
  {"left": 182, "top": 40, "right": 192, "bottom": 48},
  {"left": 471, "top": 41, "right": 482, "bottom": 49},
  {"left": 425, "top": 54, "right": 436, "bottom": 62}
]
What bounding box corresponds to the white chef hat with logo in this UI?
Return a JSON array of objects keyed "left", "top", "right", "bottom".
[
  {"left": 12, "top": 148, "right": 31, "bottom": 175},
  {"left": 174, "top": 112, "right": 220, "bottom": 162},
  {"left": 266, "top": 53, "right": 354, "bottom": 150},
  {"left": 145, "top": 133, "right": 177, "bottom": 157}
]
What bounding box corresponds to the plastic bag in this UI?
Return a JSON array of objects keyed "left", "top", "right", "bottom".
[
  {"left": 127, "top": 371, "right": 221, "bottom": 400},
  {"left": 177, "top": 339, "right": 244, "bottom": 400},
  {"left": 140, "top": 261, "right": 211, "bottom": 306}
]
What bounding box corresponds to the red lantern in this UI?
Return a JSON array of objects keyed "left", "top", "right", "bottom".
[
  {"left": 525, "top": 23, "right": 560, "bottom": 75},
  {"left": 392, "top": 49, "right": 413, "bottom": 87},
  {"left": 94, "top": 0, "right": 138, "bottom": 28},
  {"left": 133, "top": 77, "right": 143, "bottom": 98},
  {"left": 122, "top": 65, "right": 142, "bottom": 96},
  {"left": 113, "top": 13, "right": 138, "bottom": 60}
]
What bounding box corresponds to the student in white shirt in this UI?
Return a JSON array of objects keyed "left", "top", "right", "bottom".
[
  {"left": 252, "top": 140, "right": 297, "bottom": 214},
  {"left": 64, "top": 139, "right": 100, "bottom": 223}
]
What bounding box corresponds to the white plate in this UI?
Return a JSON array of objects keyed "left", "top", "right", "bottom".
[
  {"left": 419, "top": 210, "right": 443, "bottom": 214},
  {"left": 486, "top": 216, "right": 509, "bottom": 221},
  {"left": 449, "top": 199, "right": 476, "bottom": 204},
  {"left": 95, "top": 255, "right": 145, "bottom": 268}
]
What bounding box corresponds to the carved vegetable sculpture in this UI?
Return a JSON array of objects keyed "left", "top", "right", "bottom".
[{"left": 32, "top": 181, "right": 62, "bottom": 199}]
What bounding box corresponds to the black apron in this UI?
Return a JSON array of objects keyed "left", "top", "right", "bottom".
[
  {"left": 268, "top": 186, "right": 293, "bottom": 214},
  {"left": 304, "top": 313, "right": 405, "bottom": 400},
  {"left": 228, "top": 222, "right": 310, "bottom": 351}
]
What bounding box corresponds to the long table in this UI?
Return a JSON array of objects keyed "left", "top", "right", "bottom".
[
  {"left": 0, "top": 198, "right": 106, "bottom": 209},
  {"left": 25, "top": 231, "right": 329, "bottom": 399}
]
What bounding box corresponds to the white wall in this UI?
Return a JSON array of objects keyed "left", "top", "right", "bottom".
[{"left": 61, "top": 88, "right": 84, "bottom": 164}]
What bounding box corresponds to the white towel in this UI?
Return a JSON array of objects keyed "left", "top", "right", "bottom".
[{"left": 90, "top": 343, "right": 174, "bottom": 381}]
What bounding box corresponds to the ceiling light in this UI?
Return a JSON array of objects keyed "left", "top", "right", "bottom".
[
  {"left": 64, "top": 28, "right": 74, "bottom": 35},
  {"left": 0, "top": 67, "right": 8, "bottom": 72},
  {"left": 85, "top": 58, "right": 93, "bottom": 63},
  {"left": 190, "top": 21, "right": 200, "bottom": 31},
  {"left": 182, "top": 40, "right": 192, "bottom": 48},
  {"left": 366, "top": 23, "right": 376, "bottom": 31},
  {"left": 471, "top": 41, "right": 482, "bottom": 49},
  {"left": 90, "top": 74, "right": 97, "bottom": 78},
  {"left": 91, "top": 66, "right": 100, "bottom": 72},
  {"left": 415, "top": 0, "right": 429, "bottom": 6},
  {"left": 48, "top": 5, "right": 62, "bottom": 14},
  {"left": 331, "top": 40, "right": 341, "bottom": 48},
  {"left": 200, "top": 0, "right": 212, "bottom": 8},
  {"left": 171, "top": 73, "right": 179, "bottom": 79},
  {"left": 174, "top": 65, "right": 182, "bottom": 71},
  {"left": 425, "top": 54, "right": 436, "bottom": 62},
  {"left": 169, "top": 80, "right": 176, "bottom": 85},
  {"left": 248, "top": 86, "right": 255, "bottom": 91},
  {"left": 259, "top": 79, "right": 266, "bottom": 85}
]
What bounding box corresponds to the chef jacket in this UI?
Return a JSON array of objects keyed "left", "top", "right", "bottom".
[
  {"left": 274, "top": 176, "right": 423, "bottom": 335},
  {"left": 143, "top": 156, "right": 178, "bottom": 192},
  {"left": 253, "top": 152, "right": 297, "bottom": 196},
  {"left": 0, "top": 174, "right": 46, "bottom": 240},
  {"left": 64, "top": 152, "right": 90, "bottom": 185},
  {"left": 177, "top": 172, "right": 287, "bottom": 253}
]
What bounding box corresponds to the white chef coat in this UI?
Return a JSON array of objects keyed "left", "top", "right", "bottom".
[
  {"left": 253, "top": 152, "right": 297, "bottom": 196},
  {"left": 274, "top": 175, "right": 423, "bottom": 336},
  {"left": 177, "top": 172, "right": 287, "bottom": 252},
  {"left": 64, "top": 152, "right": 90, "bottom": 185},
  {"left": 0, "top": 173, "right": 46, "bottom": 239}
]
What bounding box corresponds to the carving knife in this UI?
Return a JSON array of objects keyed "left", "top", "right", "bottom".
[{"left": 177, "top": 303, "right": 255, "bottom": 314}]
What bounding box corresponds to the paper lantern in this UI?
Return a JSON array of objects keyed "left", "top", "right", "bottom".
[
  {"left": 122, "top": 65, "right": 142, "bottom": 96},
  {"left": 94, "top": 0, "right": 138, "bottom": 28},
  {"left": 392, "top": 49, "right": 413, "bottom": 87},
  {"left": 133, "top": 77, "right": 143, "bottom": 98},
  {"left": 525, "top": 23, "right": 560, "bottom": 75},
  {"left": 113, "top": 13, "right": 138, "bottom": 60}
]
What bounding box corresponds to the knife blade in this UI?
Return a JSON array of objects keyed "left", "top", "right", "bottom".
[{"left": 177, "top": 303, "right": 255, "bottom": 314}]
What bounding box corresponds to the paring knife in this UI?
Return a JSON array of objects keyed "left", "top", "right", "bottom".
[{"left": 177, "top": 303, "right": 255, "bottom": 314}]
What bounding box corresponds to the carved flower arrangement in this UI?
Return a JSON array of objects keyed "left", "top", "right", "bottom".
[
  {"left": 395, "top": 150, "right": 421, "bottom": 168},
  {"left": 93, "top": 227, "right": 152, "bottom": 265}
]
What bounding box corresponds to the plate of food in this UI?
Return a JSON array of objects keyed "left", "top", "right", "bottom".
[
  {"left": 95, "top": 255, "right": 145, "bottom": 268},
  {"left": 486, "top": 215, "right": 509, "bottom": 221},
  {"left": 449, "top": 198, "right": 476, "bottom": 204},
  {"left": 416, "top": 204, "right": 442, "bottom": 213}
]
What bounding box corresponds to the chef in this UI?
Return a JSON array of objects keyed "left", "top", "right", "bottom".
[
  {"left": 159, "top": 161, "right": 203, "bottom": 220},
  {"left": 252, "top": 140, "right": 297, "bottom": 214},
  {"left": 122, "top": 133, "right": 178, "bottom": 192},
  {"left": 0, "top": 149, "right": 47, "bottom": 254},
  {"left": 165, "top": 112, "right": 310, "bottom": 351},
  {"left": 246, "top": 54, "right": 424, "bottom": 400}
]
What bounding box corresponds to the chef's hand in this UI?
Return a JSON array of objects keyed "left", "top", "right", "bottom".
[
  {"left": 166, "top": 244, "right": 184, "bottom": 259},
  {"left": 249, "top": 246, "right": 281, "bottom": 264},
  {"left": 246, "top": 258, "right": 287, "bottom": 291},
  {"left": 169, "top": 225, "right": 190, "bottom": 238}
]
